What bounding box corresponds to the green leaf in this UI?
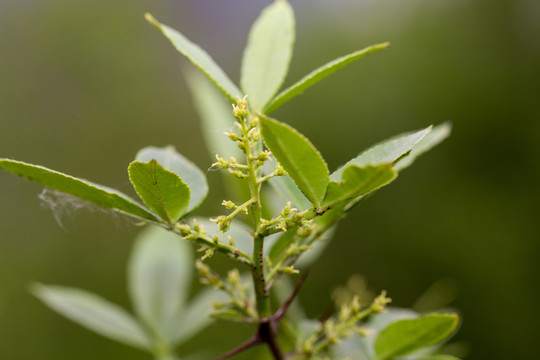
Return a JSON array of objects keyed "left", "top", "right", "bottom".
[
  {"left": 170, "top": 288, "right": 228, "bottom": 345},
  {"left": 330, "top": 126, "right": 432, "bottom": 182},
  {"left": 324, "top": 164, "right": 396, "bottom": 207},
  {"left": 265, "top": 42, "right": 390, "bottom": 113},
  {"left": 375, "top": 313, "right": 459, "bottom": 360},
  {"left": 394, "top": 122, "right": 452, "bottom": 171},
  {"left": 145, "top": 13, "right": 242, "bottom": 103},
  {"left": 260, "top": 116, "right": 329, "bottom": 207},
  {"left": 135, "top": 146, "right": 208, "bottom": 214},
  {"left": 183, "top": 68, "right": 242, "bottom": 161},
  {"left": 0, "top": 159, "right": 157, "bottom": 222},
  {"left": 128, "top": 226, "right": 192, "bottom": 343},
  {"left": 240, "top": 0, "right": 295, "bottom": 111},
  {"left": 417, "top": 356, "right": 461, "bottom": 360},
  {"left": 31, "top": 284, "right": 151, "bottom": 350},
  {"left": 267, "top": 174, "right": 311, "bottom": 211},
  {"left": 128, "top": 160, "right": 190, "bottom": 224}
]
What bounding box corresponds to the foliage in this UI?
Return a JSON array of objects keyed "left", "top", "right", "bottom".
[{"left": 0, "top": 1, "right": 458, "bottom": 359}]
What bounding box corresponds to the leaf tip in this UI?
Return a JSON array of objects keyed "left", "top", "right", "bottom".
[{"left": 144, "top": 12, "right": 160, "bottom": 28}]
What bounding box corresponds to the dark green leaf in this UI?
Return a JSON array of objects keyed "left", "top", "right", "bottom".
[
  {"left": 145, "top": 13, "right": 242, "bottom": 103},
  {"left": 260, "top": 116, "right": 329, "bottom": 207},
  {"left": 31, "top": 284, "right": 151, "bottom": 350},
  {"left": 0, "top": 159, "right": 157, "bottom": 222},
  {"left": 240, "top": 0, "right": 295, "bottom": 111},
  {"left": 128, "top": 160, "right": 190, "bottom": 224},
  {"left": 128, "top": 226, "right": 192, "bottom": 342},
  {"left": 375, "top": 313, "right": 459, "bottom": 360},
  {"left": 330, "top": 126, "right": 431, "bottom": 182},
  {"left": 324, "top": 164, "right": 396, "bottom": 207},
  {"left": 265, "top": 42, "right": 390, "bottom": 113},
  {"left": 135, "top": 146, "right": 207, "bottom": 213}
]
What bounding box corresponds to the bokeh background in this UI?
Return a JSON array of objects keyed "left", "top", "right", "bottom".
[{"left": 0, "top": 0, "right": 538, "bottom": 359}]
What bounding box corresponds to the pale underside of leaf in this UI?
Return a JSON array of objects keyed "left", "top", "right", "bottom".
[
  {"left": 128, "top": 160, "right": 190, "bottom": 224},
  {"left": 264, "top": 42, "right": 390, "bottom": 114},
  {"left": 394, "top": 122, "right": 452, "bottom": 171},
  {"left": 135, "top": 146, "right": 208, "bottom": 213},
  {"left": 330, "top": 126, "right": 432, "bottom": 182},
  {"left": 0, "top": 158, "right": 158, "bottom": 222},
  {"left": 240, "top": 0, "right": 295, "bottom": 111},
  {"left": 260, "top": 116, "right": 329, "bottom": 207},
  {"left": 32, "top": 284, "right": 151, "bottom": 350},
  {"left": 145, "top": 13, "right": 242, "bottom": 103},
  {"left": 128, "top": 226, "right": 192, "bottom": 343}
]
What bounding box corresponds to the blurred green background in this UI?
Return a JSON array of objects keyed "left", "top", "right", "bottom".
[{"left": 1, "top": 0, "right": 538, "bottom": 359}]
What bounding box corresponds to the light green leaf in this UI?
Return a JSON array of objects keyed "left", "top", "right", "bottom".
[
  {"left": 128, "top": 226, "right": 192, "bottom": 342},
  {"left": 324, "top": 164, "right": 396, "bottom": 207},
  {"left": 31, "top": 284, "right": 151, "bottom": 350},
  {"left": 240, "top": 0, "right": 295, "bottom": 111},
  {"left": 170, "top": 288, "right": 228, "bottom": 345},
  {"left": 267, "top": 174, "right": 311, "bottom": 211},
  {"left": 183, "top": 68, "right": 242, "bottom": 161},
  {"left": 135, "top": 146, "right": 207, "bottom": 213},
  {"left": 330, "top": 126, "right": 432, "bottom": 182},
  {"left": 145, "top": 13, "right": 241, "bottom": 103},
  {"left": 394, "top": 122, "right": 452, "bottom": 171},
  {"left": 260, "top": 116, "right": 329, "bottom": 207},
  {"left": 0, "top": 159, "right": 157, "bottom": 222},
  {"left": 265, "top": 42, "right": 390, "bottom": 113},
  {"left": 375, "top": 313, "right": 459, "bottom": 360},
  {"left": 128, "top": 160, "right": 190, "bottom": 224}
]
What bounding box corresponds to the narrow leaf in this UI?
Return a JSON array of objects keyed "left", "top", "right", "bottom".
[
  {"left": 324, "top": 164, "right": 396, "bottom": 207},
  {"left": 31, "top": 284, "right": 151, "bottom": 350},
  {"left": 267, "top": 175, "right": 311, "bottom": 211},
  {"left": 183, "top": 68, "right": 242, "bottom": 161},
  {"left": 331, "top": 126, "right": 431, "bottom": 182},
  {"left": 128, "top": 160, "right": 190, "bottom": 224},
  {"left": 128, "top": 226, "right": 192, "bottom": 342},
  {"left": 260, "top": 116, "right": 329, "bottom": 207},
  {"left": 0, "top": 159, "right": 157, "bottom": 222},
  {"left": 240, "top": 0, "right": 295, "bottom": 111},
  {"left": 265, "top": 42, "right": 390, "bottom": 113},
  {"left": 170, "top": 288, "right": 228, "bottom": 345},
  {"left": 145, "top": 13, "right": 242, "bottom": 103},
  {"left": 394, "top": 122, "right": 452, "bottom": 171},
  {"left": 136, "top": 146, "right": 207, "bottom": 213},
  {"left": 375, "top": 313, "right": 459, "bottom": 360}
]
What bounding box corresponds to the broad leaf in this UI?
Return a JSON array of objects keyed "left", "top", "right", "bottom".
[
  {"left": 375, "top": 313, "right": 459, "bottom": 360},
  {"left": 136, "top": 146, "right": 207, "bottom": 213},
  {"left": 128, "top": 226, "right": 192, "bottom": 342},
  {"left": 330, "top": 126, "right": 432, "bottom": 182},
  {"left": 323, "top": 164, "right": 396, "bottom": 207},
  {"left": 0, "top": 159, "right": 157, "bottom": 222},
  {"left": 260, "top": 116, "right": 329, "bottom": 207},
  {"left": 395, "top": 122, "right": 452, "bottom": 171},
  {"left": 170, "top": 288, "right": 228, "bottom": 345},
  {"left": 32, "top": 284, "right": 151, "bottom": 350},
  {"left": 240, "top": 0, "right": 295, "bottom": 111},
  {"left": 128, "top": 160, "right": 190, "bottom": 224},
  {"left": 265, "top": 42, "right": 390, "bottom": 113},
  {"left": 145, "top": 14, "right": 242, "bottom": 103}
]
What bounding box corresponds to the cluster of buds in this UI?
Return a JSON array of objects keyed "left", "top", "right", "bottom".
[
  {"left": 210, "top": 268, "right": 257, "bottom": 321},
  {"left": 211, "top": 215, "right": 232, "bottom": 233},
  {"left": 196, "top": 259, "right": 224, "bottom": 289}
]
